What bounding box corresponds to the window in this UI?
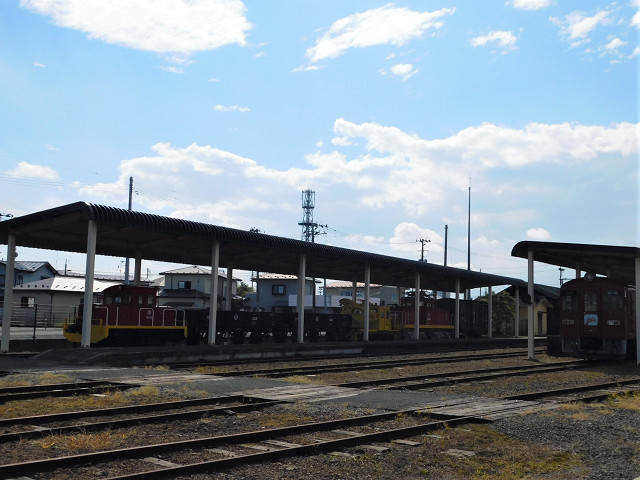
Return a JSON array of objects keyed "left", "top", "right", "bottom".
[
  {"left": 16, "top": 274, "right": 23, "bottom": 286},
  {"left": 584, "top": 293, "right": 598, "bottom": 312},
  {"left": 20, "top": 296, "right": 35, "bottom": 308},
  {"left": 561, "top": 292, "right": 577, "bottom": 312},
  {"left": 137, "top": 295, "right": 144, "bottom": 306},
  {"left": 178, "top": 281, "right": 191, "bottom": 289},
  {"left": 272, "top": 285, "right": 286, "bottom": 295},
  {"left": 603, "top": 290, "right": 623, "bottom": 314},
  {"left": 147, "top": 294, "right": 154, "bottom": 306}
]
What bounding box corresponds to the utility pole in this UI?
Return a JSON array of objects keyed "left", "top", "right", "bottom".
[
  {"left": 416, "top": 238, "right": 430, "bottom": 262},
  {"left": 124, "top": 177, "right": 133, "bottom": 285},
  {"left": 559, "top": 267, "right": 566, "bottom": 286},
  {"left": 444, "top": 225, "right": 448, "bottom": 266}
]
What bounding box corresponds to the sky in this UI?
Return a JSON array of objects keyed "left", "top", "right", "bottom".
[{"left": 0, "top": 0, "right": 637, "bottom": 290}]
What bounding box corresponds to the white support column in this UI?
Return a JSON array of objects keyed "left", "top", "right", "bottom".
[
  {"left": 515, "top": 288, "right": 520, "bottom": 336},
  {"left": 527, "top": 249, "right": 535, "bottom": 360},
  {"left": 414, "top": 272, "right": 420, "bottom": 340},
  {"left": 297, "top": 254, "right": 306, "bottom": 343},
  {"left": 81, "top": 220, "right": 97, "bottom": 348},
  {"left": 363, "top": 264, "right": 370, "bottom": 341},
  {"left": 636, "top": 256, "right": 639, "bottom": 365},
  {"left": 352, "top": 279, "right": 357, "bottom": 303},
  {"left": 134, "top": 250, "right": 142, "bottom": 286},
  {"left": 209, "top": 241, "right": 220, "bottom": 345},
  {"left": 488, "top": 285, "right": 493, "bottom": 338},
  {"left": 1, "top": 233, "right": 16, "bottom": 353},
  {"left": 225, "top": 262, "right": 233, "bottom": 311},
  {"left": 454, "top": 278, "right": 460, "bottom": 339}
]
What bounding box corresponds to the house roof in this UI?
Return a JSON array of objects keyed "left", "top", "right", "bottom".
[
  {"left": 13, "top": 276, "right": 120, "bottom": 293},
  {"left": 511, "top": 241, "right": 638, "bottom": 284},
  {"left": 160, "top": 265, "right": 225, "bottom": 276},
  {"left": 0, "top": 202, "right": 526, "bottom": 292},
  {"left": 0, "top": 260, "right": 57, "bottom": 274},
  {"left": 326, "top": 281, "right": 383, "bottom": 288}
]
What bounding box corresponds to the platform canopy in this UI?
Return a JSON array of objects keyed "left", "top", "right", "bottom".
[
  {"left": 511, "top": 241, "right": 639, "bottom": 284},
  {"left": 0, "top": 202, "right": 524, "bottom": 292}
]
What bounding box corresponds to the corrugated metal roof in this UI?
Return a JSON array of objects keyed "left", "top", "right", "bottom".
[
  {"left": 511, "top": 241, "right": 638, "bottom": 283},
  {"left": 13, "top": 276, "right": 120, "bottom": 293},
  {"left": 0, "top": 202, "right": 526, "bottom": 291}
]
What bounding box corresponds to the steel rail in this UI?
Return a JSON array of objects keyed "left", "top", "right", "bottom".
[
  {"left": 0, "top": 399, "right": 282, "bottom": 444},
  {"left": 205, "top": 349, "right": 548, "bottom": 378},
  {"left": 503, "top": 377, "right": 640, "bottom": 401},
  {"left": 0, "top": 381, "right": 136, "bottom": 403},
  {"left": 0, "top": 406, "right": 478, "bottom": 478},
  {"left": 167, "top": 345, "right": 546, "bottom": 370},
  {"left": 334, "top": 361, "right": 587, "bottom": 389},
  {"left": 0, "top": 393, "right": 253, "bottom": 428}
]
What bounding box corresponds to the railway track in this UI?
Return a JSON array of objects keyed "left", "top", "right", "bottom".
[
  {"left": 0, "top": 377, "right": 637, "bottom": 479},
  {"left": 167, "top": 345, "right": 548, "bottom": 370},
  {"left": 0, "top": 380, "right": 135, "bottom": 403},
  {"left": 191, "top": 348, "right": 549, "bottom": 378}
]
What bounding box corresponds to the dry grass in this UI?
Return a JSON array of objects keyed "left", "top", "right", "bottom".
[
  {"left": 0, "top": 384, "right": 196, "bottom": 420},
  {"left": 413, "top": 424, "right": 585, "bottom": 480},
  {"left": 0, "top": 372, "right": 75, "bottom": 388},
  {"left": 37, "top": 429, "right": 136, "bottom": 453}
]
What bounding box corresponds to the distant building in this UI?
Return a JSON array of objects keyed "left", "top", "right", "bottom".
[
  {"left": 244, "top": 273, "right": 318, "bottom": 312},
  {"left": 0, "top": 260, "right": 58, "bottom": 300},
  {"left": 158, "top": 266, "right": 239, "bottom": 308},
  {"left": 322, "top": 281, "right": 401, "bottom": 306},
  {"left": 503, "top": 284, "right": 559, "bottom": 336},
  {"left": 10, "top": 276, "right": 120, "bottom": 327}
]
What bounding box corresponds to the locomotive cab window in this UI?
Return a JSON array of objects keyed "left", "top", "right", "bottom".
[
  {"left": 561, "top": 292, "right": 577, "bottom": 312},
  {"left": 584, "top": 293, "right": 598, "bottom": 312},
  {"left": 603, "top": 290, "right": 623, "bottom": 314},
  {"left": 147, "top": 294, "right": 154, "bottom": 306},
  {"left": 137, "top": 295, "right": 144, "bottom": 306}
]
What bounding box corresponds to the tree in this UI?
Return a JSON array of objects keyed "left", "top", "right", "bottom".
[
  {"left": 236, "top": 281, "right": 254, "bottom": 297},
  {"left": 477, "top": 290, "right": 515, "bottom": 336}
]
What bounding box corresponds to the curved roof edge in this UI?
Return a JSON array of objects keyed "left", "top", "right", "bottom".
[{"left": 511, "top": 241, "right": 639, "bottom": 283}]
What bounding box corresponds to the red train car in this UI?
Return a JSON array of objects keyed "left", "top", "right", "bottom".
[
  {"left": 560, "top": 275, "right": 636, "bottom": 359},
  {"left": 63, "top": 284, "right": 187, "bottom": 345},
  {"left": 390, "top": 297, "right": 453, "bottom": 339}
]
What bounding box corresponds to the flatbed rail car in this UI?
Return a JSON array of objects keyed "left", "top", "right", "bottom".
[
  {"left": 184, "top": 309, "right": 352, "bottom": 344},
  {"left": 560, "top": 275, "right": 636, "bottom": 359},
  {"left": 63, "top": 284, "right": 187, "bottom": 345}
]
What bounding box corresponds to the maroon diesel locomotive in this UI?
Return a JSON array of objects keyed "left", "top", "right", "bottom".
[{"left": 560, "top": 275, "right": 636, "bottom": 359}]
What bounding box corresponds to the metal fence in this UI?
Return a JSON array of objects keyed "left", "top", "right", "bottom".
[{"left": 0, "top": 302, "right": 77, "bottom": 328}]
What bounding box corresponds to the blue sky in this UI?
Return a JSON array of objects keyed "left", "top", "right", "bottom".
[{"left": 0, "top": 0, "right": 637, "bottom": 288}]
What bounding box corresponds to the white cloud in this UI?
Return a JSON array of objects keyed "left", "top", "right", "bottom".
[
  {"left": 45, "top": 144, "right": 61, "bottom": 151},
  {"left": 526, "top": 227, "right": 551, "bottom": 240},
  {"left": 511, "top": 0, "right": 552, "bottom": 10},
  {"left": 77, "top": 120, "right": 637, "bottom": 231},
  {"left": 603, "top": 37, "right": 627, "bottom": 52},
  {"left": 550, "top": 9, "right": 612, "bottom": 47},
  {"left": 633, "top": 11, "right": 640, "bottom": 28},
  {"left": 391, "top": 63, "right": 418, "bottom": 80},
  {"left": 32, "top": 61, "right": 46, "bottom": 67},
  {"left": 20, "top": 0, "right": 252, "bottom": 54},
  {"left": 470, "top": 30, "right": 518, "bottom": 51},
  {"left": 303, "top": 5, "right": 455, "bottom": 65},
  {"left": 379, "top": 63, "right": 418, "bottom": 80},
  {"left": 7, "top": 161, "right": 59, "bottom": 180},
  {"left": 389, "top": 222, "right": 443, "bottom": 258},
  {"left": 213, "top": 104, "right": 250, "bottom": 112}
]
